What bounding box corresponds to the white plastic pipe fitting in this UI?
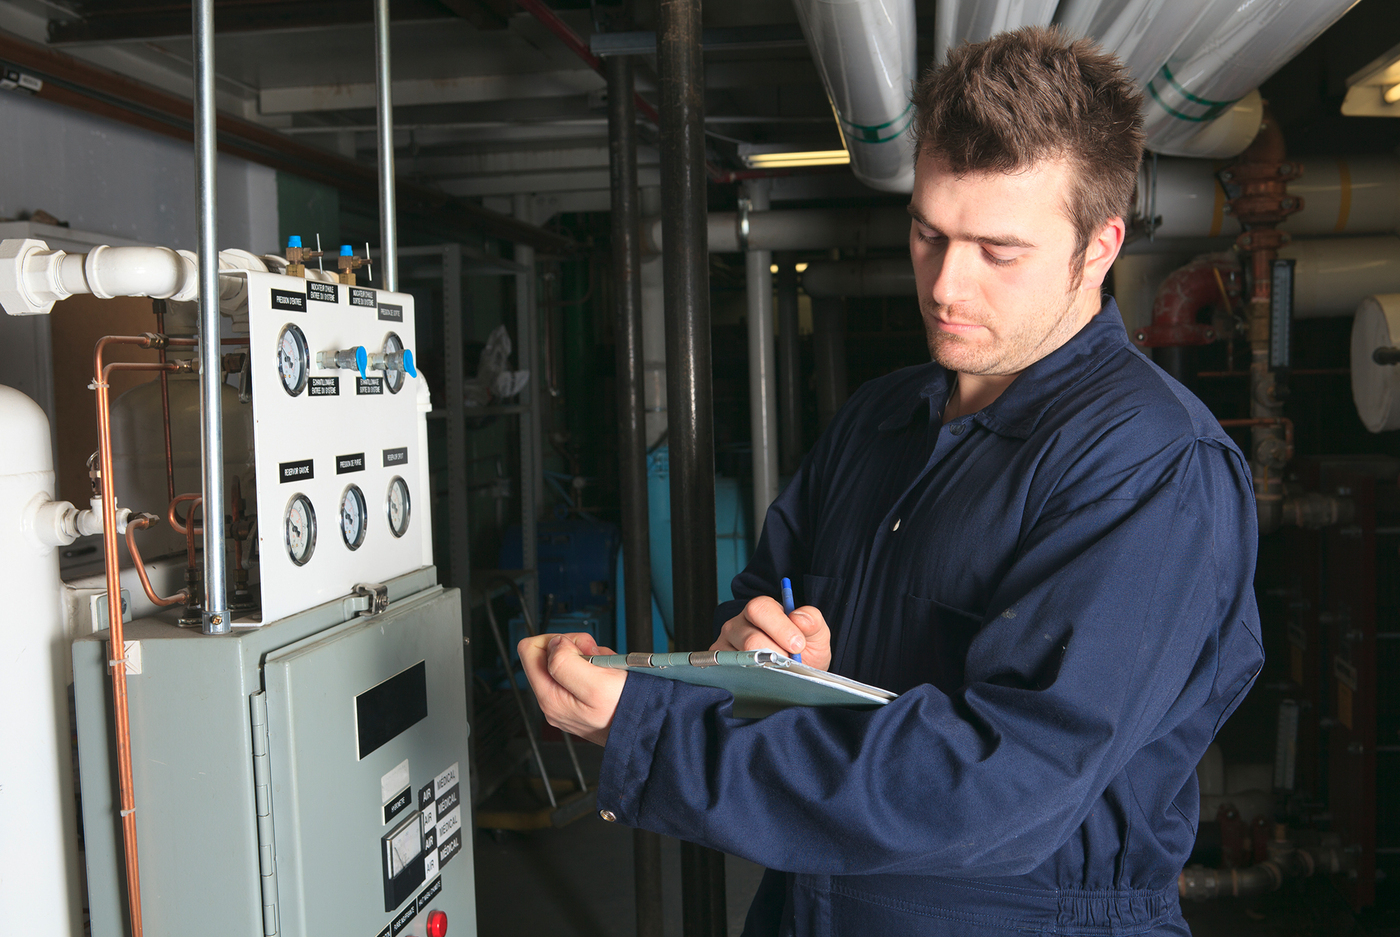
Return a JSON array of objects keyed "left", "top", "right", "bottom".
[{"left": 0, "top": 238, "right": 200, "bottom": 315}]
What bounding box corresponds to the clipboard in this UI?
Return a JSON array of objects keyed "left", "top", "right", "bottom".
[{"left": 587, "top": 649, "right": 898, "bottom": 718}]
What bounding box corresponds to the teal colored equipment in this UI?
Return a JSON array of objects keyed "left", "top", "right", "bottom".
[{"left": 614, "top": 445, "right": 752, "bottom": 654}]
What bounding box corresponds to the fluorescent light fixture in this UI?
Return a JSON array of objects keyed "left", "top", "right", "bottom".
[
  {"left": 744, "top": 149, "right": 850, "bottom": 168},
  {"left": 768, "top": 262, "right": 812, "bottom": 273},
  {"left": 1343, "top": 40, "right": 1400, "bottom": 116},
  {"left": 1386, "top": 83, "right": 1400, "bottom": 104}
]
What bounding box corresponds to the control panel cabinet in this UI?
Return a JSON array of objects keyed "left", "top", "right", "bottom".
[{"left": 73, "top": 570, "right": 475, "bottom": 937}]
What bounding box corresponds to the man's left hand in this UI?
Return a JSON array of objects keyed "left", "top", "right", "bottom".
[{"left": 518, "top": 632, "right": 627, "bottom": 746}]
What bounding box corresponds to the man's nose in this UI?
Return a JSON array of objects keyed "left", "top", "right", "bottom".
[{"left": 929, "top": 241, "right": 979, "bottom": 308}]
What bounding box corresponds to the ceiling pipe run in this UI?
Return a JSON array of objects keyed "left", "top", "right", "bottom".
[
  {"left": 793, "top": 0, "right": 919, "bottom": 192},
  {"left": 642, "top": 206, "right": 910, "bottom": 254}
]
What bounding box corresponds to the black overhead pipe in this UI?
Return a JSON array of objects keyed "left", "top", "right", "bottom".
[
  {"left": 775, "top": 252, "right": 803, "bottom": 474},
  {"left": 607, "top": 52, "right": 665, "bottom": 937},
  {"left": 657, "top": 0, "right": 728, "bottom": 928}
]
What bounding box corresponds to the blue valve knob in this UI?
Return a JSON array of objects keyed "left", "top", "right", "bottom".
[
  {"left": 287, "top": 235, "right": 303, "bottom": 249},
  {"left": 354, "top": 346, "right": 368, "bottom": 380},
  {"left": 402, "top": 348, "right": 417, "bottom": 379},
  {"left": 340, "top": 244, "right": 353, "bottom": 256}
]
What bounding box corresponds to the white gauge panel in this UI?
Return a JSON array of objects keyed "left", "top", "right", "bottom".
[{"left": 245, "top": 270, "right": 431, "bottom": 625}]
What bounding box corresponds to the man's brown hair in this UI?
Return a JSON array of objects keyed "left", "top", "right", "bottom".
[{"left": 912, "top": 26, "right": 1144, "bottom": 271}]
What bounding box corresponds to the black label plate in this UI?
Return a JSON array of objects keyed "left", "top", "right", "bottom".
[
  {"left": 350, "top": 287, "right": 377, "bottom": 308},
  {"left": 270, "top": 288, "right": 306, "bottom": 312},
  {"left": 307, "top": 281, "right": 339, "bottom": 304},
  {"left": 357, "top": 377, "right": 384, "bottom": 395},
  {"left": 337, "top": 452, "right": 366, "bottom": 474},
  {"left": 383, "top": 447, "right": 408, "bottom": 468},
  {"left": 279, "top": 459, "right": 313, "bottom": 483},
  {"left": 309, "top": 376, "right": 339, "bottom": 396},
  {"left": 378, "top": 302, "right": 404, "bottom": 322}
]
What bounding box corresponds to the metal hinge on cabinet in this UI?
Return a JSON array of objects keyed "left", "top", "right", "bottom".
[{"left": 250, "top": 692, "right": 281, "bottom": 937}]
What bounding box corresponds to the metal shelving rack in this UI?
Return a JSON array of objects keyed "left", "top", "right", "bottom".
[{"left": 399, "top": 241, "right": 542, "bottom": 806}]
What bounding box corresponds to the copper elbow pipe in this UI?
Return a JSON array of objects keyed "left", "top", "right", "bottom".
[{"left": 124, "top": 514, "right": 190, "bottom": 608}]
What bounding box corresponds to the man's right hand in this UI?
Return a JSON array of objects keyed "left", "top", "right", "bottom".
[{"left": 712, "top": 595, "right": 832, "bottom": 671}]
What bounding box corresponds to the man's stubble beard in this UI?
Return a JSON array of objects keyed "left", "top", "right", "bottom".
[{"left": 922, "top": 282, "right": 1082, "bottom": 377}]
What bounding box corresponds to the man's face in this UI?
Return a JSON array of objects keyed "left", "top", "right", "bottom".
[{"left": 908, "top": 152, "right": 1102, "bottom": 377}]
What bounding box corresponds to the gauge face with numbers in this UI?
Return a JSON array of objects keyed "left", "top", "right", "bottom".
[
  {"left": 284, "top": 493, "right": 317, "bottom": 566},
  {"left": 386, "top": 476, "right": 411, "bottom": 538},
  {"left": 383, "top": 332, "right": 406, "bottom": 394},
  {"left": 340, "top": 484, "right": 367, "bottom": 550},
  {"left": 277, "top": 323, "right": 310, "bottom": 396}
]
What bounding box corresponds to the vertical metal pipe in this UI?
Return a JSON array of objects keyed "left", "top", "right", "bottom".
[
  {"left": 514, "top": 194, "right": 540, "bottom": 626},
  {"left": 775, "top": 252, "right": 802, "bottom": 474},
  {"left": 373, "top": 0, "right": 398, "bottom": 292},
  {"left": 744, "top": 180, "right": 778, "bottom": 534},
  {"left": 812, "top": 295, "right": 848, "bottom": 432},
  {"left": 192, "top": 0, "right": 227, "bottom": 635},
  {"left": 657, "top": 0, "right": 727, "bottom": 928},
  {"left": 608, "top": 54, "right": 665, "bottom": 937}
]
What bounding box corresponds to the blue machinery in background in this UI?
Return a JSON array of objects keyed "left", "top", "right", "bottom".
[{"left": 498, "top": 445, "right": 753, "bottom": 659}]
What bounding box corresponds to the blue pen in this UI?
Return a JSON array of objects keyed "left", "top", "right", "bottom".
[{"left": 780, "top": 577, "right": 801, "bottom": 663}]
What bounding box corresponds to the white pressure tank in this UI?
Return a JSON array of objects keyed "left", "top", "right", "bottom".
[{"left": 0, "top": 383, "right": 83, "bottom": 936}]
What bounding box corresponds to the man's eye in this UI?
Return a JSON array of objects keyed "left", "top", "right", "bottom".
[
  {"left": 984, "top": 250, "right": 1016, "bottom": 266},
  {"left": 917, "top": 230, "right": 945, "bottom": 245}
]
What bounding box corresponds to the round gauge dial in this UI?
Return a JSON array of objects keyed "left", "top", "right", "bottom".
[
  {"left": 382, "top": 332, "right": 406, "bottom": 394},
  {"left": 277, "top": 323, "right": 310, "bottom": 396},
  {"left": 340, "top": 484, "right": 368, "bottom": 550},
  {"left": 386, "top": 476, "right": 411, "bottom": 538},
  {"left": 284, "top": 493, "right": 317, "bottom": 566}
]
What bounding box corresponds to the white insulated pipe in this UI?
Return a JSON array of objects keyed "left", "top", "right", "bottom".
[
  {"left": 1138, "top": 156, "right": 1400, "bottom": 241},
  {"left": 0, "top": 241, "right": 200, "bottom": 315},
  {"left": 743, "top": 181, "right": 779, "bottom": 535},
  {"left": 0, "top": 384, "right": 83, "bottom": 937},
  {"left": 801, "top": 237, "right": 1400, "bottom": 319},
  {"left": 934, "top": 0, "right": 1058, "bottom": 63},
  {"left": 1137, "top": 0, "right": 1357, "bottom": 158},
  {"left": 794, "top": 0, "right": 919, "bottom": 192}
]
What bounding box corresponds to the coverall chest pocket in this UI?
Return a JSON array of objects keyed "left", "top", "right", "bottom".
[{"left": 897, "top": 594, "right": 984, "bottom": 695}]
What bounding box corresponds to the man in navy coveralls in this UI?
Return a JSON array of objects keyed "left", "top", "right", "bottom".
[{"left": 521, "top": 25, "right": 1263, "bottom": 937}]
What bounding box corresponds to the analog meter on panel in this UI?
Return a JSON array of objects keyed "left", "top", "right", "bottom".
[{"left": 277, "top": 323, "right": 311, "bottom": 396}]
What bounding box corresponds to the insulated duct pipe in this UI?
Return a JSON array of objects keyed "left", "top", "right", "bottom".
[
  {"left": 606, "top": 52, "right": 664, "bottom": 937},
  {"left": 643, "top": 206, "right": 910, "bottom": 254},
  {"left": 799, "top": 237, "right": 1400, "bottom": 316},
  {"left": 793, "top": 0, "right": 918, "bottom": 192},
  {"left": 1140, "top": 155, "right": 1400, "bottom": 241},
  {"left": 743, "top": 181, "right": 780, "bottom": 533},
  {"left": 374, "top": 0, "right": 398, "bottom": 292},
  {"left": 1135, "top": 0, "right": 1357, "bottom": 158},
  {"left": 193, "top": 0, "right": 228, "bottom": 634},
  {"left": 934, "top": 0, "right": 1058, "bottom": 63},
  {"left": 657, "top": 0, "right": 727, "bottom": 924}
]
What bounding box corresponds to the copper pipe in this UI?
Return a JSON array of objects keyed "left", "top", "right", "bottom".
[
  {"left": 153, "top": 307, "right": 176, "bottom": 503},
  {"left": 124, "top": 514, "right": 190, "bottom": 607},
  {"left": 167, "top": 492, "right": 203, "bottom": 536},
  {"left": 93, "top": 339, "right": 185, "bottom": 937},
  {"left": 185, "top": 498, "right": 201, "bottom": 571}
]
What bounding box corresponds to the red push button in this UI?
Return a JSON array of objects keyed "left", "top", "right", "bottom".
[{"left": 426, "top": 909, "right": 448, "bottom": 937}]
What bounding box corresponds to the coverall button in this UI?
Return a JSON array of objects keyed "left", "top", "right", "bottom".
[
  {"left": 891, "top": 518, "right": 901, "bottom": 531},
  {"left": 951, "top": 422, "right": 967, "bottom": 436},
  {"left": 599, "top": 809, "right": 617, "bottom": 822}
]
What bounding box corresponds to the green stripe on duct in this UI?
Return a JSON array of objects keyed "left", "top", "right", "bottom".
[
  {"left": 1148, "top": 64, "right": 1240, "bottom": 123},
  {"left": 840, "top": 102, "right": 914, "bottom": 144}
]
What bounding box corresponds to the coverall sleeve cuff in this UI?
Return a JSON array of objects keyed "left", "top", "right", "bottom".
[{"left": 597, "top": 671, "right": 672, "bottom": 823}]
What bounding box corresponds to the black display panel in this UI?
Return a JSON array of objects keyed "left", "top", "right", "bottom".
[{"left": 356, "top": 661, "right": 428, "bottom": 760}]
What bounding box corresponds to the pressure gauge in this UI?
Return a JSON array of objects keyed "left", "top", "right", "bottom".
[
  {"left": 383, "top": 332, "right": 408, "bottom": 394},
  {"left": 284, "top": 493, "right": 317, "bottom": 566},
  {"left": 340, "top": 484, "right": 368, "bottom": 550},
  {"left": 386, "top": 476, "right": 411, "bottom": 538},
  {"left": 277, "top": 323, "right": 311, "bottom": 396}
]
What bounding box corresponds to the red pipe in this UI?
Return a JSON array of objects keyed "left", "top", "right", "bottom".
[{"left": 1134, "top": 254, "right": 1239, "bottom": 348}]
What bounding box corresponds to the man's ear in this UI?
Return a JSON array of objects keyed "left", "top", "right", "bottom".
[{"left": 1078, "top": 215, "right": 1126, "bottom": 293}]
